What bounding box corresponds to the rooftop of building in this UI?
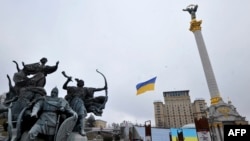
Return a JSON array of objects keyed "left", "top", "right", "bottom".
[{"left": 181, "top": 123, "right": 196, "bottom": 128}]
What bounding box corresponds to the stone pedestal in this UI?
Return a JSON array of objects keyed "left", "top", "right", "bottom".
[
  {"left": 67, "top": 132, "right": 88, "bottom": 141},
  {"left": 208, "top": 100, "right": 248, "bottom": 141}
]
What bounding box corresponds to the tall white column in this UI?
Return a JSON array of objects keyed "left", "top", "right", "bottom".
[
  {"left": 214, "top": 126, "right": 221, "bottom": 141},
  {"left": 219, "top": 125, "right": 224, "bottom": 141},
  {"left": 189, "top": 19, "right": 222, "bottom": 105},
  {"left": 183, "top": 4, "right": 223, "bottom": 105},
  {"left": 193, "top": 29, "right": 220, "bottom": 97}
]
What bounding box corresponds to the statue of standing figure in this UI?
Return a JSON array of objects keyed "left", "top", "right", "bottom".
[
  {"left": 183, "top": 4, "right": 198, "bottom": 20},
  {"left": 61, "top": 70, "right": 108, "bottom": 136},
  {"left": 27, "top": 87, "right": 77, "bottom": 141}
]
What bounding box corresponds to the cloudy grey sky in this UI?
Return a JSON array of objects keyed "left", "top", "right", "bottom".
[{"left": 1, "top": 0, "right": 250, "bottom": 126}]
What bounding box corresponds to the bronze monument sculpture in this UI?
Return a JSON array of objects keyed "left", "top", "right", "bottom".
[
  {"left": 0, "top": 57, "right": 108, "bottom": 141},
  {"left": 183, "top": 4, "right": 198, "bottom": 20},
  {"left": 62, "top": 70, "right": 107, "bottom": 136}
]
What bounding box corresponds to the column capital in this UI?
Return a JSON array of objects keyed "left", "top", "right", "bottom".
[
  {"left": 209, "top": 122, "right": 223, "bottom": 127},
  {"left": 218, "top": 123, "right": 223, "bottom": 127},
  {"left": 190, "top": 20, "right": 202, "bottom": 32},
  {"left": 211, "top": 96, "right": 222, "bottom": 105}
]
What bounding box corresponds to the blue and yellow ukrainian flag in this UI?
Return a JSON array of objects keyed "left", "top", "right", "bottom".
[{"left": 136, "top": 77, "right": 157, "bottom": 95}]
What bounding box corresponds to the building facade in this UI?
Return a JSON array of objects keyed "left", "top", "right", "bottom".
[
  {"left": 163, "top": 90, "right": 194, "bottom": 128},
  {"left": 94, "top": 119, "right": 107, "bottom": 128},
  {"left": 192, "top": 98, "right": 207, "bottom": 119},
  {"left": 154, "top": 90, "right": 195, "bottom": 128},
  {"left": 153, "top": 101, "right": 165, "bottom": 128}
]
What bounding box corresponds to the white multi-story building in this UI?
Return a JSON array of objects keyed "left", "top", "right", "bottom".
[{"left": 154, "top": 90, "right": 194, "bottom": 128}]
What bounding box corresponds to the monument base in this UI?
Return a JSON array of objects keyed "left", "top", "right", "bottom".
[
  {"left": 18, "top": 131, "right": 88, "bottom": 141},
  {"left": 207, "top": 100, "right": 248, "bottom": 141},
  {"left": 208, "top": 100, "right": 247, "bottom": 123},
  {"left": 67, "top": 132, "right": 88, "bottom": 141}
]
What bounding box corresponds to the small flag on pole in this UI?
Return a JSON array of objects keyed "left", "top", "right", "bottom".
[{"left": 136, "top": 77, "right": 157, "bottom": 95}]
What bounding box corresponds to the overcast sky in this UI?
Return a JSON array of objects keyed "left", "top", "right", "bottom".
[{"left": 1, "top": 0, "right": 250, "bottom": 126}]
